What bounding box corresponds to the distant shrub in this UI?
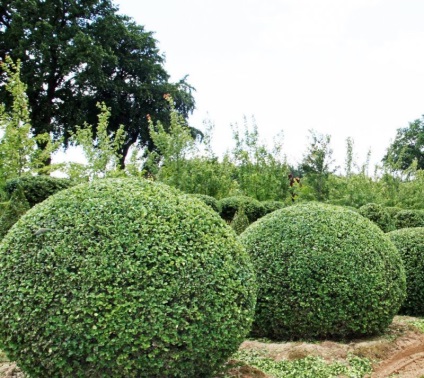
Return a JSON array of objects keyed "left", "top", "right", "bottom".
[
  {"left": 359, "top": 203, "right": 394, "bottom": 232},
  {"left": 230, "top": 207, "right": 250, "bottom": 235},
  {"left": 240, "top": 202, "right": 406, "bottom": 340},
  {"left": 261, "top": 200, "right": 286, "bottom": 215},
  {"left": 219, "top": 196, "right": 265, "bottom": 223},
  {"left": 393, "top": 209, "right": 424, "bottom": 229},
  {"left": 0, "top": 178, "right": 256, "bottom": 377},
  {"left": 189, "top": 193, "right": 221, "bottom": 213},
  {"left": 5, "top": 175, "right": 75, "bottom": 207},
  {"left": 388, "top": 228, "right": 424, "bottom": 316},
  {"left": 385, "top": 206, "right": 403, "bottom": 218},
  {"left": 0, "top": 186, "right": 30, "bottom": 239}
]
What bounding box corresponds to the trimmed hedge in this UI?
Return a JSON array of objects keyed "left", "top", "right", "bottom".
[
  {"left": 0, "top": 178, "right": 256, "bottom": 377},
  {"left": 388, "top": 228, "right": 424, "bottom": 316},
  {"left": 5, "top": 175, "right": 75, "bottom": 207},
  {"left": 240, "top": 202, "right": 406, "bottom": 340},
  {"left": 261, "top": 200, "right": 286, "bottom": 215},
  {"left": 393, "top": 209, "right": 424, "bottom": 229},
  {"left": 219, "top": 196, "right": 265, "bottom": 223},
  {"left": 359, "top": 203, "right": 394, "bottom": 232},
  {"left": 189, "top": 193, "right": 221, "bottom": 213}
]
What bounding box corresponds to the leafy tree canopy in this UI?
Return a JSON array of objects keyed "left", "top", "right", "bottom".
[
  {"left": 383, "top": 117, "right": 424, "bottom": 171},
  {"left": 0, "top": 0, "right": 195, "bottom": 167}
]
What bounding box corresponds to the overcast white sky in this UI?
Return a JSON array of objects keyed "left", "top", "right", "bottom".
[{"left": 65, "top": 0, "right": 424, "bottom": 170}]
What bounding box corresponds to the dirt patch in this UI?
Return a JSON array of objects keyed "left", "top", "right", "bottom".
[
  {"left": 0, "top": 363, "right": 24, "bottom": 378},
  {"left": 1, "top": 316, "right": 424, "bottom": 377},
  {"left": 226, "top": 316, "right": 424, "bottom": 377}
]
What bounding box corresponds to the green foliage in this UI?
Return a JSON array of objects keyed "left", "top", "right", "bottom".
[
  {"left": 230, "top": 119, "right": 290, "bottom": 201},
  {"left": 261, "top": 200, "right": 286, "bottom": 215},
  {"left": 385, "top": 206, "right": 403, "bottom": 218},
  {"left": 0, "top": 57, "right": 60, "bottom": 183},
  {"left": 0, "top": 178, "right": 256, "bottom": 377},
  {"left": 148, "top": 95, "right": 197, "bottom": 189},
  {"left": 393, "top": 209, "right": 424, "bottom": 229},
  {"left": 5, "top": 176, "right": 75, "bottom": 208},
  {"left": 189, "top": 194, "right": 221, "bottom": 213},
  {"left": 0, "top": 185, "right": 30, "bottom": 239},
  {"left": 230, "top": 207, "right": 250, "bottom": 235},
  {"left": 388, "top": 228, "right": 424, "bottom": 316},
  {"left": 68, "top": 102, "right": 125, "bottom": 180},
  {"left": 300, "top": 130, "right": 336, "bottom": 202},
  {"left": 230, "top": 350, "right": 372, "bottom": 378},
  {"left": 383, "top": 117, "right": 424, "bottom": 170},
  {"left": 239, "top": 202, "right": 406, "bottom": 340},
  {"left": 1, "top": 0, "right": 195, "bottom": 166},
  {"left": 359, "top": 203, "right": 394, "bottom": 232},
  {"left": 219, "top": 196, "right": 265, "bottom": 223},
  {"left": 393, "top": 169, "right": 424, "bottom": 209}
]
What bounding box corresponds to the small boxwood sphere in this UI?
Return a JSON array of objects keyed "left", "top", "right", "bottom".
[
  {"left": 394, "top": 209, "right": 424, "bottom": 229},
  {"left": 388, "top": 228, "right": 424, "bottom": 316},
  {"left": 219, "top": 196, "right": 265, "bottom": 223},
  {"left": 0, "top": 178, "right": 256, "bottom": 377},
  {"left": 240, "top": 202, "right": 406, "bottom": 340},
  {"left": 359, "top": 203, "right": 394, "bottom": 232},
  {"left": 5, "top": 175, "right": 75, "bottom": 207}
]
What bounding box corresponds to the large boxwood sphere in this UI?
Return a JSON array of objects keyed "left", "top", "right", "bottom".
[
  {"left": 0, "top": 178, "right": 256, "bottom": 377},
  {"left": 388, "top": 227, "right": 424, "bottom": 316},
  {"left": 239, "top": 202, "right": 406, "bottom": 340}
]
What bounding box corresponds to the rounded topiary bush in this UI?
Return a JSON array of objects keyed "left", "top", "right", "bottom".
[
  {"left": 0, "top": 178, "right": 256, "bottom": 378},
  {"left": 388, "top": 228, "right": 424, "bottom": 316},
  {"left": 219, "top": 196, "right": 265, "bottom": 223},
  {"left": 393, "top": 209, "right": 424, "bottom": 229},
  {"left": 5, "top": 175, "right": 75, "bottom": 207},
  {"left": 385, "top": 206, "right": 403, "bottom": 218},
  {"left": 240, "top": 202, "right": 406, "bottom": 340},
  {"left": 359, "top": 203, "right": 394, "bottom": 232},
  {"left": 189, "top": 193, "right": 221, "bottom": 213},
  {"left": 261, "top": 200, "right": 286, "bottom": 215}
]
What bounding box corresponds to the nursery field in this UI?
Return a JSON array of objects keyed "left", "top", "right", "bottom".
[{"left": 1, "top": 316, "right": 424, "bottom": 378}]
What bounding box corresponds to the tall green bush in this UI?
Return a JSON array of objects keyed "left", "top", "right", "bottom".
[
  {"left": 388, "top": 228, "right": 424, "bottom": 316},
  {"left": 0, "top": 178, "right": 256, "bottom": 377},
  {"left": 240, "top": 203, "right": 406, "bottom": 340}
]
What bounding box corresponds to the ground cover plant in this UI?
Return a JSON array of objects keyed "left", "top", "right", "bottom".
[
  {"left": 388, "top": 227, "right": 424, "bottom": 316},
  {"left": 0, "top": 178, "right": 256, "bottom": 377},
  {"left": 240, "top": 202, "right": 406, "bottom": 340}
]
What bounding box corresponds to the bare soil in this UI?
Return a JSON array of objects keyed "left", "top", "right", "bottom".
[
  {"left": 226, "top": 316, "right": 424, "bottom": 378},
  {"left": 1, "top": 316, "right": 424, "bottom": 378}
]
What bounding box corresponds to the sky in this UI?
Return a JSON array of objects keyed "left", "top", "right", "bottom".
[{"left": 61, "top": 0, "right": 424, "bottom": 170}]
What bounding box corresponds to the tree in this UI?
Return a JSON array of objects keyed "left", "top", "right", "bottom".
[
  {"left": 67, "top": 102, "right": 125, "bottom": 181},
  {"left": 230, "top": 118, "right": 290, "bottom": 201},
  {"left": 148, "top": 95, "right": 197, "bottom": 189},
  {"left": 0, "top": 0, "right": 195, "bottom": 167},
  {"left": 383, "top": 117, "right": 424, "bottom": 170},
  {"left": 0, "top": 57, "right": 59, "bottom": 184},
  {"left": 300, "top": 130, "right": 336, "bottom": 201}
]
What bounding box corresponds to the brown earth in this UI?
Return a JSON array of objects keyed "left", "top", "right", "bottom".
[
  {"left": 1, "top": 316, "right": 424, "bottom": 378},
  {"left": 225, "top": 316, "right": 424, "bottom": 378}
]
